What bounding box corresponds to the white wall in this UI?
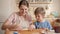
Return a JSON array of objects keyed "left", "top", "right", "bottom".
[{"left": 0, "top": 0, "right": 17, "bottom": 22}]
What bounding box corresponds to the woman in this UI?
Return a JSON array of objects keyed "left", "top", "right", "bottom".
[{"left": 2, "top": 0, "right": 32, "bottom": 30}]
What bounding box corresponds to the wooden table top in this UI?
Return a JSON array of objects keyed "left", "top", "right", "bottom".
[{"left": 5, "top": 29, "right": 55, "bottom": 34}]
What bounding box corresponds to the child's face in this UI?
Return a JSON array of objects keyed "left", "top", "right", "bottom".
[{"left": 35, "top": 14, "right": 44, "bottom": 22}]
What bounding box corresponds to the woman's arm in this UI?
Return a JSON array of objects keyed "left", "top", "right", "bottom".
[
  {"left": 2, "top": 13, "right": 16, "bottom": 30},
  {"left": 2, "top": 20, "right": 17, "bottom": 30},
  {"left": 2, "top": 20, "right": 12, "bottom": 30}
]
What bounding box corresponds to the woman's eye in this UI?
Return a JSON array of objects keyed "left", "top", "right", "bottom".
[
  {"left": 25, "top": 9, "right": 27, "bottom": 10},
  {"left": 20, "top": 8, "right": 23, "bottom": 10}
]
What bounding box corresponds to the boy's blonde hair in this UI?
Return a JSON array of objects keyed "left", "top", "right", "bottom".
[{"left": 34, "top": 7, "right": 45, "bottom": 16}]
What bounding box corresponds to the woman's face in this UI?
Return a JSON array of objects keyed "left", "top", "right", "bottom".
[{"left": 19, "top": 5, "right": 28, "bottom": 16}]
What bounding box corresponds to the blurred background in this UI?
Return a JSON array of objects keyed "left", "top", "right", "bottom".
[{"left": 0, "top": 0, "right": 60, "bottom": 34}]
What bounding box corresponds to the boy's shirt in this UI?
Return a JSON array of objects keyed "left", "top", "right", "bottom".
[{"left": 34, "top": 20, "right": 52, "bottom": 30}]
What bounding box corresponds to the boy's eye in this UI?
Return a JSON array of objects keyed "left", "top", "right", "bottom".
[
  {"left": 38, "top": 16, "right": 40, "bottom": 17},
  {"left": 37, "top": 15, "right": 40, "bottom": 17},
  {"left": 25, "top": 9, "right": 27, "bottom": 10},
  {"left": 36, "top": 15, "right": 40, "bottom": 18}
]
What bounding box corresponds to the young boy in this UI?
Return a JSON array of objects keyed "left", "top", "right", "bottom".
[{"left": 34, "top": 7, "right": 52, "bottom": 30}]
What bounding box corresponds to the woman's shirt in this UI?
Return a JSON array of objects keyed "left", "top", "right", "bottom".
[
  {"left": 6, "top": 12, "right": 32, "bottom": 30},
  {"left": 34, "top": 20, "right": 52, "bottom": 30}
]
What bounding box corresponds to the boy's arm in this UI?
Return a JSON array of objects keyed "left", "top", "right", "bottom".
[{"left": 47, "top": 21, "right": 52, "bottom": 30}]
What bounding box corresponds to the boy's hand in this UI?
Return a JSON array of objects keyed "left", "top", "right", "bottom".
[
  {"left": 28, "top": 24, "right": 35, "bottom": 31},
  {"left": 41, "top": 28, "right": 50, "bottom": 32},
  {"left": 39, "top": 28, "right": 50, "bottom": 33}
]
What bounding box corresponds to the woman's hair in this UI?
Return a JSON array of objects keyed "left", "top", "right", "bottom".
[
  {"left": 19, "top": 0, "right": 29, "bottom": 8},
  {"left": 34, "top": 7, "right": 45, "bottom": 16}
]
